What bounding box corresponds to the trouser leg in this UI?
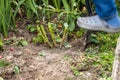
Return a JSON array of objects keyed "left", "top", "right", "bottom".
[{"left": 92, "top": 0, "right": 117, "bottom": 19}]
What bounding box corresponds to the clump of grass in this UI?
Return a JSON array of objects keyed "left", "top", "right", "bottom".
[{"left": 0, "top": 0, "right": 15, "bottom": 37}]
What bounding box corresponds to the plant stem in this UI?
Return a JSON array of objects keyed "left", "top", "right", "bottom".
[
  {"left": 48, "top": 22, "right": 57, "bottom": 47},
  {"left": 38, "top": 25, "right": 53, "bottom": 48},
  {"left": 60, "top": 27, "right": 68, "bottom": 48}
]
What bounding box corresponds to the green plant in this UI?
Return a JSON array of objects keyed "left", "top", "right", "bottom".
[
  {"left": 89, "top": 32, "right": 120, "bottom": 52},
  {"left": 18, "top": 38, "right": 28, "bottom": 46},
  {"left": 13, "top": 66, "right": 20, "bottom": 74},
  {"left": 41, "top": 0, "right": 51, "bottom": 21},
  {"left": 76, "top": 28, "right": 85, "bottom": 37},
  {"left": 99, "top": 77, "right": 112, "bottom": 80},
  {"left": 51, "top": 0, "right": 62, "bottom": 12},
  {"left": 61, "top": 0, "right": 81, "bottom": 31},
  {"left": 60, "top": 23, "right": 69, "bottom": 48},
  {"left": 71, "top": 51, "right": 114, "bottom": 78},
  {"left": 0, "top": 39, "right": 3, "bottom": 51},
  {"left": 38, "top": 51, "right": 46, "bottom": 57},
  {"left": 12, "top": 0, "right": 40, "bottom": 19},
  {"left": 31, "top": 21, "right": 69, "bottom": 48},
  {"left": 11, "top": 0, "right": 26, "bottom": 18},
  {"left": 70, "top": 66, "right": 80, "bottom": 76},
  {"left": 27, "top": 25, "right": 37, "bottom": 32},
  {"left": 40, "top": 0, "right": 81, "bottom": 30},
  {"left": 0, "top": 0, "right": 15, "bottom": 37},
  {"left": 25, "top": 0, "right": 39, "bottom": 18},
  {"left": 37, "top": 24, "right": 53, "bottom": 47},
  {"left": 0, "top": 59, "right": 10, "bottom": 67},
  {"left": 48, "top": 22, "right": 57, "bottom": 46},
  {"left": 116, "top": 0, "right": 120, "bottom": 15},
  {"left": 32, "top": 36, "right": 43, "bottom": 44}
]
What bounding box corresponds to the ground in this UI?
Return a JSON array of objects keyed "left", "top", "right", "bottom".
[
  {"left": 1, "top": 45, "right": 98, "bottom": 80},
  {"left": 0, "top": 23, "right": 103, "bottom": 80}
]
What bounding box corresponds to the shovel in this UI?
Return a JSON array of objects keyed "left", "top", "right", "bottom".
[{"left": 84, "top": 0, "right": 94, "bottom": 49}]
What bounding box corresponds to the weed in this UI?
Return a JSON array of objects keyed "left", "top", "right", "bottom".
[
  {"left": 70, "top": 66, "right": 80, "bottom": 76},
  {"left": 27, "top": 25, "right": 37, "bottom": 33},
  {"left": 38, "top": 51, "right": 46, "bottom": 57},
  {"left": 18, "top": 38, "right": 28, "bottom": 46},
  {"left": 0, "top": 39, "right": 3, "bottom": 51},
  {"left": 89, "top": 32, "right": 120, "bottom": 52},
  {"left": 0, "top": 59, "right": 10, "bottom": 67},
  {"left": 13, "top": 66, "right": 20, "bottom": 74},
  {"left": 0, "top": 0, "right": 15, "bottom": 37}
]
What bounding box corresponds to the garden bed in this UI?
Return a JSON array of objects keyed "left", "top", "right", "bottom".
[{"left": 0, "top": 24, "right": 105, "bottom": 80}]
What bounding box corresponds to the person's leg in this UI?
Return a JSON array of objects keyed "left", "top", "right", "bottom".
[
  {"left": 92, "top": 0, "right": 120, "bottom": 27},
  {"left": 92, "top": 0, "right": 117, "bottom": 19},
  {"left": 77, "top": 0, "right": 120, "bottom": 33}
]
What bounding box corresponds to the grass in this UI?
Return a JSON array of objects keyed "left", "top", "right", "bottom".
[{"left": 0, "top": 0, "right": 15, "bottom": 37}]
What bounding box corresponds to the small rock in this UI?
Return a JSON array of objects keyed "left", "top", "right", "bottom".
[
  {"left": 0, "top": 55, "right": 3, "bottom": 59},
  {"left": 24, "top": 48, "right": 32, "bottom": 54},
  {"left": 0, "top": 77, "right": 4, "bottom": 80},
  {"left": 9, "top": 47, "right": 14, "bottom": 51},
  {"left": 5, "top": 55, "right": 14, "bottom": 62},
  {"left": 13, "top": 51, "right": 22, "bottom": 57}
]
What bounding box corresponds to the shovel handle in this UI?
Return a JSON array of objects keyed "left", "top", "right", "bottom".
[{"left": 84, "top": 0, "right": 93, "bottom": 49}]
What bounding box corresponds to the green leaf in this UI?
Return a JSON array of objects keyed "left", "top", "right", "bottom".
[
  {"left": 38, "top": 51, "right": 46, "bottom": 57},
  {"left": 0, "top": 59, "right": 10, "bottom": 67},
  {"left": 27, "top": 25, "right": 36, "bottom": 32},
  {"left": 90, "top": 38, "right": 99, "bottom": 44},
  {"left": 64, "top": 23, "right": 68, "bottom": 28},
  {"left": 32, "top": 36, "right": 43, "bottom": 44},
  {"left": 13, "top": 0, "right": 26, "bottom": 17},
  {"left": 55, "top": 37, "right": 62, "bottom": 43},
  {"left": 25, "top": 0, "right": 38, "bottom": 17},
  {"left": 13, "top": 66, "right": 20, "bottom": 74},
  {"left": 62, "top": 0, "right": 70, "bottom": 12},
  {"left": 63, "top": 42, "right": 72, "bottom": 48},
  {"left": 69, "top": 20, "right": 75, "bottom": 31},
  {"left": 0, "top": 39, "right": 3, "bottom": 47},
  {"left": 19, "top": 39, "right": 28, "bottom": 46}
]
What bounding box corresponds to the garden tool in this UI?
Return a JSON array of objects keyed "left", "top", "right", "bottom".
[{"left": 84, "top": 0, "right": 93, "bottom": 48}]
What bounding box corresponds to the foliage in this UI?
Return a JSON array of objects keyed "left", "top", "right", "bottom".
[
  {"left": 28, "top": 22, "right": 69, "bottom": 48},
  {"left": 18, "top": 38, "right": 28, "bottom": 46},
  {"left": 11, "top": 0, "right": 39, "bottom": 19},
  {"left": 89, "top": 32, "right": 120, "bottom": 52},
  {"left": 0, "top": 0, "right": 15, "bottom": 37},
  {"left": 116, "top": 0, "right": 120, "bottom": 15},
  {"left": 13, "top": 66, "right": 20, "bottom": 74},
  {"left": 0, "top": 39, "right": 3, "bottom": 51},
  {"left": 71, "top": 32, "right": 120, "bottom": 78},
  {"left": 0, "top": 59, "right": 10, "bottom": 67},
  {"left": 0, "top": 0, "right": 86, "bottom": 46},
  {"left": 71, "top": 51, "right": 114, "bottom": 78},
  {"left": 38, "top": 51, "right": 46, "bottom": 57}
]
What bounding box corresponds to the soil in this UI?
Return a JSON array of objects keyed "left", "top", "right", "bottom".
[{"left": 0, "top": 20, "right": 99, "bottom": 80}]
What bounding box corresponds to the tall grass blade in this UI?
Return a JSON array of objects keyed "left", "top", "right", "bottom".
[
  {"left": 0, "top": 0, "right": 15, "bottom": 37},
  {"left": 25, "top": 0, "right": 38, "bottom": 18},
  {"left": 62, "top": 0, "right": 70, "bottom": 13},
  {"left": 13, "top": 0, "right": 26, "bottom": 18}
]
